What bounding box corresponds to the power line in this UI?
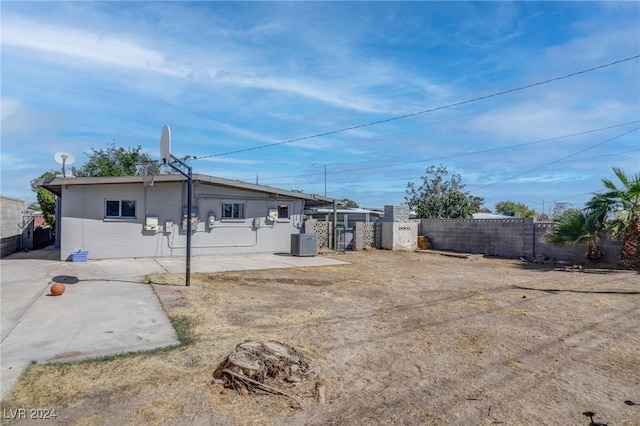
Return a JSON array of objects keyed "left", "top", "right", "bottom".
[
  {"left": 469, "top": 127, "right": 640, "bottom": 192},
  {"left": 260, "top": 148, "right": 638, "bottom": 188},
  {"left": 252, "top": 120, "right": 640, "bottom": 182},
  {"left": 552, "top": 192, "right": 599, "bottom": 203},
  {"left": 194, "top": 54, "right": 639, "bottom": 160},
  {"left": 579, "top": 148, "right": 639, "bottom": 160}
]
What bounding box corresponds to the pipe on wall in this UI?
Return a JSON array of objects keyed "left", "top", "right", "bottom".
[{"left": 164, "top": 190, "right": 306, "bottom": 251}]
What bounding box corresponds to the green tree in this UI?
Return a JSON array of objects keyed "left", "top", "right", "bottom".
[
  {"left": 72, "top": 143, "right": 158, "bottom": 177},
  {"left": 551, "top": 202, "right": 580, "bottom": 223},
  {"left": 588, "top": 167, "right": 640, "bottom": 268},
  {"left": 31, "top": 171, "right": 57, "bottom": 227},
  {"left": 405, "top": 165, "right": 484, "bottom": 218},
  {"left": 539, "top": 202, "right": 579, "bottom": 222},
  {"left": 33, "top": 143, "right": 159, "bottom": 231},
  {"left": 342, "top": 199, "right": 359, "bottom": 208},
  {"left": 494, "top": 200, "right": 536, "bottom": 218}
]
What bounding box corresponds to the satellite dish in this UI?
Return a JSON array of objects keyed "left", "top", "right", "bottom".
[
  {"left": 54, "top": 152, "right": 75, "bottom": 177},
  {"left": 160, "top": 124, "right": 171, "bottom": 166}
]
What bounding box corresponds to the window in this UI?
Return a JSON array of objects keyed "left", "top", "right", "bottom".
[
  {"left": 222, "top": 203, "right": 245, "bottom": 219},
  {"left": 105, "top": 200, "right": 136, "bottom": 218},
  {"left": 277, "top": 204, "right": 289, "bottom": 219}
]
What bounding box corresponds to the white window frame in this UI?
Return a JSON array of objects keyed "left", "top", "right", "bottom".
[{"left": 105, "top": 199, "right": 137, "bottom": 219}]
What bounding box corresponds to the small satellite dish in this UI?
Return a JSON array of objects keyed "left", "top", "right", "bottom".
[
  {"left": 54, "top": 152, "right": 75, "bottom": 177},
  {"left": 160, "top": 124, "right": 171, "bottom": 166}
]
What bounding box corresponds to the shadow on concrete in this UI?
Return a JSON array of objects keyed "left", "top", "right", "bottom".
[
  {"left": 51, "top": 275, "right": 80, "bottom": 284},
  {"left": 2, "top": 245, "right": 60, "bottom": 261},
  {"left": 50, "top": 275, "right": 142, "bottom": 285}
]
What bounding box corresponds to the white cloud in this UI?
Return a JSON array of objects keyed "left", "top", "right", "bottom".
[
  {"left": 2, "top": 18, "right": 189, "bottom": 77},
  {"left": 0, "top": 152, "right": 36, "bottom": 171},
  {"left": 1, "top": 3, "right": 637, "bottom": 209},
  {"left": 510, "top": 173, "right": 583, "bottom": 184},
  {"left": 1, "top": 98, "right": 24, "bottom": 121},
  {"left": 468, "top": 97, "right": 635, "bottom": 144},
  {"left": 217, "top": 73, "right": 383, "bottom": 113},
  {"left": 209, "top": 122, "right": 275, "bottom": 144}
]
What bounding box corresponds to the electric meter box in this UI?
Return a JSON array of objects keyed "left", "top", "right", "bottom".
[
  {"left": 253, "top": 217, "right": 262, "bottom": 228},
  {"left": 182, "top": 216, "right": 199, "bottom": 231},
  {"left": 207, "top": 213, "right": 216, "bottom": 230},
  {"left": 145, "top": 216, "right": 159, "bottom": 231},
  {"left": 182, "top": 207, "right": 199, "bottom": 231}
]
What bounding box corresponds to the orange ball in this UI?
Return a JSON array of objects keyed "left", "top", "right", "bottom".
[{"left": 51, "top": 283, "right": 65, "bottom": 296}]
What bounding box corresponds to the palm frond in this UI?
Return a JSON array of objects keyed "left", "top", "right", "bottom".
[
  {"left": 611, "top": 167, "right": 631, "bottom": 189},
  {"left": 547, "top": 211, "right": 598, "bottom": 246}
]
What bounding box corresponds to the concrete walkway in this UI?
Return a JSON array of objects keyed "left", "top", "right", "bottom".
[{"left": 1, "top": 247, "right": 347, "bottom": 400}]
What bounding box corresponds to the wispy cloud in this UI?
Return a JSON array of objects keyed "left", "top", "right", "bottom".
[
  {"left": 1, "top": 97, "right": 24, "bottom": 121},
  {"left": 1, "top": 2, "right": 638, "bottom": 209},
  {"left": 2, "top": 18, "right": 188, "bottom": 77},
  {"left": 216, "top": 73, "right": 383, "bottom": 113},
  {"left": 2, "top": 15, "right": 440, "bottom": 118},
  {"left": 0, "top": 152, "right": 36, "bottom": 171}
]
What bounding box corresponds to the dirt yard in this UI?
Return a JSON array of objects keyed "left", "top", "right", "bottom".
[{"left": 2, "top": 250, "right": 639, "bottom": 425}]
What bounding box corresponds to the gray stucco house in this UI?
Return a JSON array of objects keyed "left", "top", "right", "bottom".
[{"left": 38, "top": 174, "right": 334, "bottom": 261}]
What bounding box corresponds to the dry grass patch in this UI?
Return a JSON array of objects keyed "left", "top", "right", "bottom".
[{"left": 2, "top": 251, "right": 639, "bottom": 425}]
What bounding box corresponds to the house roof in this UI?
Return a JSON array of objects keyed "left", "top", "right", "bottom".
[
  {"left": 306, "top": 207, "right": 384, "bottom": 215},
  {"left": 37, "top": 173, "right": 336, "bottom": 206},
  {"left": 472, "top": 213, "right": 518, "bottom": 219}
]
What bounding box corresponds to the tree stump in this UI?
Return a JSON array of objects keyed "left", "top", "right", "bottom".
[{"left": 212, "top": 340, "right": 321, "bottom": 402}]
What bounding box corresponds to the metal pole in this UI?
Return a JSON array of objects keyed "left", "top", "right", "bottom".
[
  {"left": 333, "top": 198, "right": 337, "bottom": 250},
  {"left": 168, "top": 154, "right": 193, "bottom": 287},
  {"left": 324, "top": 165, "right": 327, "bottom": 197},
  {"left": 186, "top": 172, "right": 192, "bottom": 286},
  {"left": 313, "top": 163, "right": 327, "bottom": 197}
]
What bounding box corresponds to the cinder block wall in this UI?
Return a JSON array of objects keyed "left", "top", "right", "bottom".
[
  {"left": 1, "top": 196, "right": 26, "bottom": 257},
  {"left": 534, "top": 222, "right": 622, "bottom": 264},
  {"left": 420, "top": 218, "right": 623, "bottom": 264},
  {"left": 420, "top": 218, "right": 533, "bottom": 258},
  {"left": 353, "top": 222, "right": 375, "bottom": 250}
]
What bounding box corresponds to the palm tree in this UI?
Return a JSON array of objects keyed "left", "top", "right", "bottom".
[
  {"left": 548, "top": 210, "right": 604, "bottom": 263},
  {"left": 592, "top": 167, "right": 640, "bottom": 268}
]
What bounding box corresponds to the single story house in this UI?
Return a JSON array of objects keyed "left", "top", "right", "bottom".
[{"left": 37, "top": 173, "right": 334, "bottom": 261}]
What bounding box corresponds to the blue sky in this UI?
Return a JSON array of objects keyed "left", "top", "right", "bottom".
[{"left": 2, "top": 1, "right": 639, "bottom": 213}]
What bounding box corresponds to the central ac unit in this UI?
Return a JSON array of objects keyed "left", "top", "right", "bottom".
[{"left": 291, "top": 234, "right": 318, "bottom": 257}]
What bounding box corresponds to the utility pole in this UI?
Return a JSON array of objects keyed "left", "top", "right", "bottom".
[{"left": 313, "top": 163, "right": 327, "bottom": 196}]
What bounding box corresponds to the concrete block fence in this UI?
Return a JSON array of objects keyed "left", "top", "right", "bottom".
[
  {"left": 420, "top": 218, "right": 623, "bottom": 265},
  {"left": 307, "top": 217, "right": 623, "bottom": 265}
]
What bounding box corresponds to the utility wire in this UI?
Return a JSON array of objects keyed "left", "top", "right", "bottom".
[
  {"left": 262, "top": 148, "right": 638, "bottom": 187},
  {"left": 552, "top": 192, "right": 600, "bottom": 203},
  {"left": 194, "top": 54, "right": 639, "bottom": 160},
  {"left": 252, "top": 120, "right": 640, "bottom": 182},
  {"left": 469, "top": 127, "right": 640, "bottom": 192}
]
